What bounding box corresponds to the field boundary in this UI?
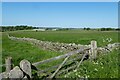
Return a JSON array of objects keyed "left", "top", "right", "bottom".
[
  {"left": 8, "top": 34, "right": 90, "bottom": 53},
  {"left": 0, "top": 35, "right": 119, "bottom": 79},
  {"left": 1, "top": 47, "right": 91, "bottom": 79}
]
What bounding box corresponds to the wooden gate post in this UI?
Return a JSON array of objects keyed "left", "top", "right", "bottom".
[
  {"left": 5, "top": 57, "right": 12, "bottom": 72},
  {"left": 90, "top": 41, "right": 97, "bottom": 60}
]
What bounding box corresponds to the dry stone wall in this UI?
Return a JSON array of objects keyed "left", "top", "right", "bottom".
[
  {"left": 8, "top": 36, "right": 90, "bottom": 53},
  {"left": 0, "top": 35, "right": 119, "bottom": 79},
  {"left": 0, "top": 60, "right": 32, "bottom": 79},
  {"left": 8, "top": 35, "right": 120, "bottom": 54},
  {"left": 97, "top": 43, "right": 120, "bottom": 54}
]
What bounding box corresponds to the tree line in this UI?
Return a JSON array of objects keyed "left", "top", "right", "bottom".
[
  {"left": 0, "top": 25, "right": 34, "bottom": 32},
  {"left": 83, "top": 27, "right": 120, "bottom": 31},
  {"left": 99, "top": 28, "right": 120, "bottom": 31},
  {"left": 0, "top": 26, "right": 119, "bottom": 32}
]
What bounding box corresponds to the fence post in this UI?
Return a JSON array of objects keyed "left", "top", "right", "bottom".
[
  {"left": 5, "top": 57, "right": 12, "bottom": 72},
  {"left": 90, "top": 41, "right": 97, "bottom": 60},
  {"left": 20, "top": 59, "right": 31, "bottom": 78}
]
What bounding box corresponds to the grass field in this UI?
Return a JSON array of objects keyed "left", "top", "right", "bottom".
[
  {"left": 9, "top": 30, "right": 119, "bottom": 47},
  {"left": 59, "top": 49, "right": 119, "bottom": 78},
  {"left": 0, "top": 32, "right": 2, "bottom": 72},
  {"left": 1, "top": 30, "right": 119, "bottom": 78},
  {"left": 2, "top": 32, "right": 62, "bottom": 72}
]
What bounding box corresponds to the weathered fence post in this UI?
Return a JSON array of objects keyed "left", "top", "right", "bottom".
[
  {"left": 5, "top": 57, "right": 12, "bottom": 72},
  {"left": 90, "top": 41, "right": 97, "bottom": 60},
  {"left": 20, "top": 59, "right": 31, "bottom": 78}
]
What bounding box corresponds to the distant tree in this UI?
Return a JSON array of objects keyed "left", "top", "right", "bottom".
[
  {"left": 1, "top": 25, "right": 33, "bottom": 32},
  {"left": 86, "top": 27, "right": 90, "bottom": 30},
  {"left": 100, "top": 28, "right": 115, "bottom": 31},
  {"left": 83, "top": 27, "right": 86, "bottom": 30},
  {"left": 101, "top": 28, "right": 106, "bottom": 31},
  {"left": 115, "top": 28, "right": 120, "bottom": 31},
  {"left": 83, "top": 27, "right": 90, "bottom": 30}
]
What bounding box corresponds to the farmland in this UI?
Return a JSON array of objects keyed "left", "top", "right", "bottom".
[
  {"left": 9, "top": 30, "right": 119, "bottom": 47},
  {"left": 0, "top": 32, "right": 2, "bottom": 73},
  {"left": 60, "top": 49, "right": 119, "bottom": 78},
  {"left": 1, "top": 30, "right": 119, "bottom": 78}
]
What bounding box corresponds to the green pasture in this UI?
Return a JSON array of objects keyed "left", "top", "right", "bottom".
[
  {"left": 60, "top": 49, "right": 119, "bottom": 78},
  {"left": 9, "top": 30, "right": 119, "bottom": 47},
  {"left": 1, "top": 30, "right": 119, "bottom": 78},
  {"left": 0, "top": 32, "right": 2, "bottom": 72},
  {"left": 2, "top": 32, "right": 62, "bottom": 72}
]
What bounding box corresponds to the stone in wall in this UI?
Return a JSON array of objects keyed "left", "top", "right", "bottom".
[
  {"left": 20, "top": 59, "right": 31, "bottom": 78},
  {"left": 9, "top": 66, "right": 24, "bottom": 79}
]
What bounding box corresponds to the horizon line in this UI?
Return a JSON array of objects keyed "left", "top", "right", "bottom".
[{"left": 1, "top": 25, "right": 118, "bottom": 28}]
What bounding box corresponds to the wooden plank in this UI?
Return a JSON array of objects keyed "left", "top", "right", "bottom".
[
  {"left": 32, "top": 48, "right": 90, "bottom": 66},
  {"left": 56, "top": 65, "right": 77, "bottom": 76},
  {"left": 0, "top": 64, "right": 6, "bottom": 67},
  {"left": 37, "top": 54, "right": 82, "bottom": 74},
  {"left": 48, "top": 56, "right": 70, "bottom": 78},
  {"left": 77, "top": 53, "right": 87, "bottom": 68},
  {"left": 56, "top": 53, "right": 88, "bottom": 76}
]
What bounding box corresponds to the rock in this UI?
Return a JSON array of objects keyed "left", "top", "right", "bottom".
[
  {"left": 72, "top": 43, "right": 76, "bottom": 46},
  {"left": 9, "top": 66, "right": 24, "bottom": 79},
  {"left": 107, "top": 44, "right": 112, "bottom": 49},
  {"left": 22, "top": 76, "right": 28, "bottom": 80},
  {"left": 20, "top": 59, "right": 31, "bottom": 78},
  {"left": 0, "top": 72, "right": 9, "bottom": 78}
]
